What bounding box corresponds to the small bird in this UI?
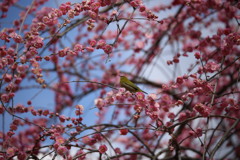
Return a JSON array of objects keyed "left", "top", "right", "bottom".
[{"left": 120, "top": 76, "right": 147, "bottom": 94}]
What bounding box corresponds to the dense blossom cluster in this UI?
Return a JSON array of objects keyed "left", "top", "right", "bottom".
[{"left": 0, "top": 0, "right": 240, "bottom": 159}]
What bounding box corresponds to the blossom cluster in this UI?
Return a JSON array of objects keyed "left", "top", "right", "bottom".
[{"left": 0, "top": 0, "right": 240, "bottom": 159}]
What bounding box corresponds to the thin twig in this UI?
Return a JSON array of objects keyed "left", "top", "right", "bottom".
[
  {"left": 64, "top": 80, "right": 118, "bottom": 90},
  {"left": 209, "top": 119, "right": 240, "bottom": 159}
]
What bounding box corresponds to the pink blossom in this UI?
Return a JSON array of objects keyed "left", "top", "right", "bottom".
[
  {"left": 9, "top": 32, "right": 23, "bottom": 43},
  {"left": 74, "top": 44, "right": 84, "bottom": 52},
  {"left": 14, "top": 77, "right": 22, "bottom": 84},
  {"left": 139, "top": 5, "right": 146, "bottom": 12},
  {"left": 67, "top": 9, "right": 75, "bottom": 19},
  {"left": 194, "top": 103, "right": 211, "bottom": 117},
  {"left": 103, "top": 44, "right": 113, "bottom": 54},
  {"left": 82, "top": 136, "right": 95, "bottom": 145},
  {"left": 75, "top": 105, "right": 84, "bottom": 115},
  {"left": 10, "top": 124, "right": 17, "bottom": 131},
  {"left": 176, "top": 76, "right": 183, "bottom": 84},
  {"left": 7, "top": 147, "right": 17, "bottom": 157},
  {"left": 88, "top": 10, "right": 98, "bottom": 19},
  {"left": 15, "top": 104, "right": 26, "bottom": 113},
  {"left": 58, "top": 48, "right": 69, "bottom": 57},
  {"left": 56, "top": 136, "right": 65, "bottom": 144},
  {"left": 194, "top": 52, "right": 201, "bottom": 59},
  {"left": 96, "top": 39, "right": 106, "bottom": 49},
  {"left": 3, "top": 74, "right": 12, "bottom": 82},
  {"left": 89, "top": 39, "right": 96, "bottom": 47},
  {"left": 147, "top": 93, "right": 157, "bottom": 100},
  {"left": 136, "top": 92, "right": 145, "bottom": 101},
  {"left": 59, "top": 115, "right": 66, "bottom": 122},
  {"left": 16, "top": 65, "right": 28, "bottom": 74},
  {"left": 115, "top": 147, "right": 121, "bottom": 154},
  {"left": 99, "top": 145, "right": 108, "bottom": 154},
  {"left": 31, "top": 109, "right": 37, "bottom": 116},
  {"left": 42, "top": 110, "right": 49, "bottom": 116},
  {"left": 91, "top": 2, "right": 101, "bottom": 11},
  {"left": 118, "top": 87, "right": 126, "bottom": 93},
  {"left": 94, "top": 98, "right": 105, "bottom": 109},
  {"left": 57, "top": 146, "right": 68, "bottom": 156},
  {"left": 203, "top": 61, "right": 220, "bottom": 73},
  {"left": 85, "top": 46, "right": 94, "bottom": 52},
  {"left": 175, "top": 100, "right": 183, "bottom": 106},
  {"left": 173, "top": 58, "right": 179, "bottom": 63},
  {"left": 178, "top": 112, "right": 187, "bottom": 122},
  {"left": 146, "top": 10, "right": 158, "bottom": 20},
  {"left": 168, "top": 112, "right": 175, "bottom": 119},
  {"left": 59, "top": 2, "right": 71, "bottom": 15},
  {"left": 1, "top": 94, "right": 9, "bottom": 103},
  {"left": 0, "top": 32, "right": 10, "bottom": 42},
  {"left": 119, "top": 128, "right": 128, "bottom": 135},
  {"left": 130, "top": 0, "right": 142, "bottom": 8},
  {"left": 7, "top": 131, "right": 15, "bottom": 137}
]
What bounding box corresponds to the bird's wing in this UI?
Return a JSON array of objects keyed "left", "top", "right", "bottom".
[{"left": 121, "top": 81, "right": 140, "bottom": 91}]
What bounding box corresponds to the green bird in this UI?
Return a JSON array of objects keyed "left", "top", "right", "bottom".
[{"left": 120, "top": 76, "right": 147, "bottom": 94}]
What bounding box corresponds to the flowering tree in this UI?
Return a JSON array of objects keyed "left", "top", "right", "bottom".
[{"left": 0, "top": 0, "right": 240, "bottom": 159}]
